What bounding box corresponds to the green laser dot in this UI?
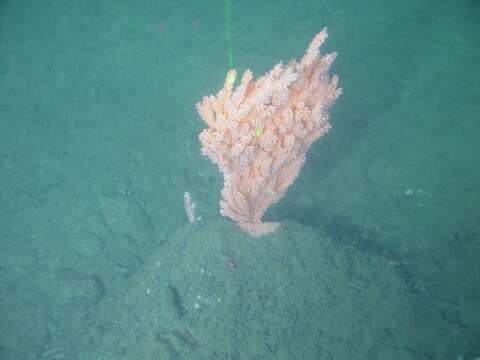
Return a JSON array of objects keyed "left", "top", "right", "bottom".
[{"left": 226, "top": 71, "right": 236, "bottom": 85}]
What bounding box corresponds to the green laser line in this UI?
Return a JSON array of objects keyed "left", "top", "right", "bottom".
[{"left": 224, "top": 0, "right": 234, "bottom": 68}]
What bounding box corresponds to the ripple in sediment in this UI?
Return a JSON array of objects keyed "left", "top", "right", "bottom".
[{"left": 50, "top": 269, "right": 106, "bottom": 324}]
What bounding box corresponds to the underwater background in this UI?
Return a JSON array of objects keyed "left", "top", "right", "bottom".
[{"left": 0, "top": 0, "right": 479, "bottom": 359}]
